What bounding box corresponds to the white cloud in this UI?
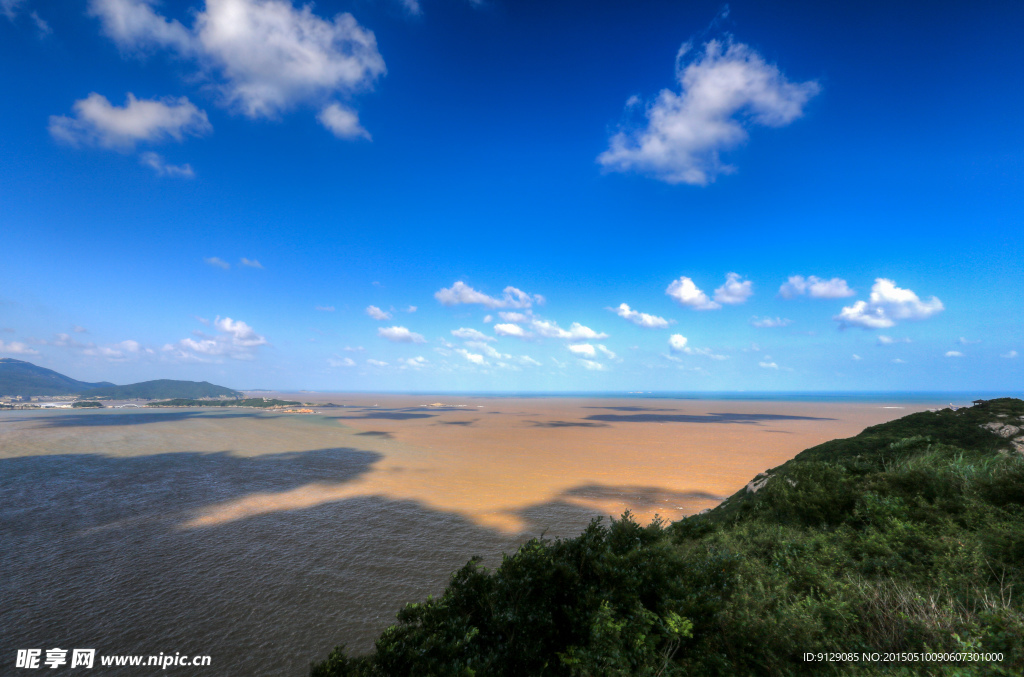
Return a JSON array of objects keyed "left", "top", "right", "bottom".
[
  {"left": 852, "top": 354, "right": 862, "bottom": 360},
  {"left": 518, "top": 355, "right": 541, "bottom": 367},
  {"left": 401, "top": 356, "right": 428, "bottom": 368},
  {"left": 378, "top": 325, "right": 425, "bottom": 343},
  {"left": 451, "top": 327, "right": 494, "bottom": 342},
  {"left": 50, "top": 93, "right": 210, "bottom": 150},
  {"left": 530, "top": 319, "right": 607, "bottom": 340},
  {"left": 498, "top": 311, "right": 531, "bottom": 323},
  {"left": 366, "top": 358, "right": 388, "bottom": 367},
  {"left": 482, "top": 314, "right": 493, "bottom": 323},
  {"left": 366, "top": 305, "right": 392, "bottom": 321},
  {"left": 750, "top": 316, "right": 791, "bottom": 328},
  {"left": 494, "top": 323, "right": 527, "bottom": 337},
  {"left": 779, "top": 275, "right": 854, "bottom": 299},
  {"left": 578, "top": 359, "right": 606, "bottom": 371},
  {"left": 1002, "top": 350, "right": 1018, "bottom": 359},
  {"left": 945, "top": 351, "right": 963, "bottom": 358},
  {"left": 597, "top": 344, "right": 617, "bottom": 360},
  {"left": 0, "top": 340, "right": 39, "bottom": 355},
  {"left": 139, "top": 151, "right": 195, "bottom": 177},
  {"left": 568, "top": 343, "right": 596, "bottom": 358},
  {"left": 713, "top": 272, "right": 752, "bottom": 305},
  {"left": 455, "top": 348, "right": 487, "bottom": 365},
  {"left": 165, "top": 315, "right": 267, "bottom": 361},
  {"left": 877, "top": 335, "right": 911, "bottom": 345},
  {"left": 343, "top": 345, "right": 364, "bottom": 352},
  {"left": 598, "top": 38, "right": 819, "bottom": 185},
  {"left": 435, "top": 281, "right": 543, "bottom": 309},
  {"left": 891, "top": 358, "right": 906, "bottom": 364},
  {"left": 240, "top": 257, "right": 263, "bottom": 269},
  {"left": 667, "top": 333, "right": 725, "bottom": 359},
  {"left": 835, "top": 279, "right": 944, "bottom": 329},
  {"left": 315, "top": 305, "right": 335, "bottom": 312},
  {"left": 2, "top": 0, "right": 25, "bottom": 20},
  {"left": 759, "top": 360, "right": 779, "bottom": 369},
  {"left": 610, "top": 303, "right": 671, "bottom": 329},
  {"left": 465, "top": 341, "right": 508, "bottom": 360},
  {"left": 204, "top": 256, "right": 230, "bottom": 269},
  {"left": 666, "top": 276, "right": 720, "bottom": 310},
  {"left": 328, "top": 356, "right": 355, "bottom": 367},
  {"left": 83, "top": 339, "right": 143, "bottom": 361},
  {"left": 317, "top": 103, "right": 370, "bottom": 140},
  {"left": 91, "top": 0, "right": 386, "bottom": 127},
  {"left": 405, "top": 306, "right": 417, "bottom": 313}
]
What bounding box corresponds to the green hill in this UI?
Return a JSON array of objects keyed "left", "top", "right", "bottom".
[
  {"left": 0, "top": 358, "right": 113, "bottom": 396},
  {"left": 81, "top": 379, "right": 241, "bottom": 400},
  {"left": 312, "top": 398, "right": 1024, "bottom": 676}
]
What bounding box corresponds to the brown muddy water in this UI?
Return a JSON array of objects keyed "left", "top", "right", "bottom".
[{"left": 0, "top": 397, "right": 933, "bottom": 675}]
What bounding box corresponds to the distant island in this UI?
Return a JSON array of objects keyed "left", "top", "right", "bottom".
[
  {"left": 312, "top": 398, "right": 1024, "bottom": 676},
  {"left": 147, "top": 398, "right": 300, "bottom": 408},
  {"left": 0, "top": 359, "right": 241, "bottom": 400}
]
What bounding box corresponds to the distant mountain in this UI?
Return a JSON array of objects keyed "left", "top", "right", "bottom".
[
  {"left": 0, "top": 358, "right": 114, "bottom": 396},
  {"left": 0, "top": 359, "right": 241, "bottom": 399},
  {"left": 81, "top": 380, "right": 241, "bottom": 400}
]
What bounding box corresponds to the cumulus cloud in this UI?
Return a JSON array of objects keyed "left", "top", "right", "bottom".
[
  {"left": 598, "top": 38, "right": 819, "bottom": 185},
  {"left": 435, "top": 281, "right": 543, "bottom": 309},
  {"left": 317, "top": 103, "right": 370, "bottom": 139},
  {"left": 597, "top": 344, "right": 617, "bottom": 360},
  {"left": 328, "top": 356, "right": 355, "bottom": 367},
  {"left": 83, "top": 339, "right": 143, "bottom": 361},
  {"left": 50, "top": 93, "right": 210, "bottom": 150},
  {"left": 759, "top": 360, "right": 779, "bottom": 369},
  {"left": 377, "top": 325, "right": 425, "bottom": 344},
  {"left": 401, "top": 356, "right": 428, "bottom": 368},
  {"left": 945, "top": 351, "right": 963, "bottom": 358},
  {"left": 498, "top": 311, "right": 531, "bottom": 323},
  {"left": 164, "top": 315, "right": 267, "bottom": 360},
  {"left": 139, "top": 151, "right": 195, "bottom": 177},
  {"left": 666, "top": 276, "right": 720, "bottom": 310},
  {"left": 405, "top": 306, "right": 417, "bottom": 313},
  {"left": 568, "top": 343, "right": 596, "bottom": 358},
  {"left": 455, "top": 348, "right": 486, "bottom": 365},
  {"left": 667, "top": 333, "right": 725, "bottom": 359},
  {"left": 713, "top": 272, "right": 752, "bottom": 305},
  {"left": 1002, "top": 350, "right": 1018, "bottom": 359},
  {"left": 610, "top": 303, "right": 671, "bottom": 328},
  {"left": 240, "top": 257, "right": 263, "bottom": 268},
  {"left": 530, "top": 319, "right": 608, "bottom": 340},
  {"left": 366, "top": 305, "right": 392, "bottom": 321},
  {"left": 578, "top": 359, "right": 606, "bottom": 371},
  {"left": 204, "top": 256, "right": 230, "bottom": 269},
  {"left": 834, "top": 279, "right": 944, "bottom": 329},
  {"left": 366, "top": 358, "right": 388, "bottom": 367},
  {"left": 465, "top": 341, "right": 506, "bottom": 360},
  {"left": 750, "top": 316, "right": 791, "bottom": 328},
  {"left": 778, "top": 275, "right": 854, "bottom": 299},
  {"left": 452, "top": 327, "right": 494, "bottom": 342},
  {"left": 877, "top": 335, "right": 911, "bottom": 345},
  {"left": 0, "top": 340, "right": 39, "bottom": 355},
  {"left": 494, "top": 323, "right": 527, "bottom": 338},
  {"left": 89, "top": 0, "right": 385, "bottom": 131}
]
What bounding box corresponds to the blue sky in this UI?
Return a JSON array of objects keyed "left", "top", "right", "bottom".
[{"left": 1, "top": 0, "right": 1021, "bottom": 391}]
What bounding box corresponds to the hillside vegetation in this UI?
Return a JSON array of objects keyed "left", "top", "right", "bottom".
[
  {"left": 81, "top": 379, "right": 241, "bottom": 400},
  {"left": 312, "top": 398, "right": 1024, "bottom": 676},
  {"left": 0, "top": 358, "right": 112, "bottom": 396},
  {"left": 147, "top": 398, "right": 298, "bottom": 408}
]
